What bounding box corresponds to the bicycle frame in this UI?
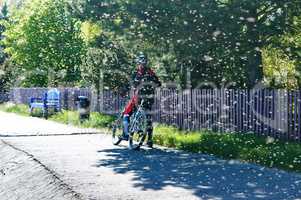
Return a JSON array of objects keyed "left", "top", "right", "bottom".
[
  {"left": 129, "top": 105, "right": 146, "bottom": 134},
  {"left": 112, "top": 98, "right": 148, "bottom": 149}
]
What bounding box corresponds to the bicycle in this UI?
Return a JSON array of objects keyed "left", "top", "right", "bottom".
[{"left": 111, "top": 100, "right": 148, "bottom": 150}]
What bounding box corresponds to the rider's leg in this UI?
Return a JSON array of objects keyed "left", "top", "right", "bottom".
[
  {"left": 143, "top": 98, "right": 154, "bottom": 147},
  {"left": 122, "top": 95, "right": 138, "bottom": 139},
  {"left": 146, "top": 114, "right": 154, "bottom": 148},
  {"left": 122, "top": 115, "right": 130, "bottom": 139}
]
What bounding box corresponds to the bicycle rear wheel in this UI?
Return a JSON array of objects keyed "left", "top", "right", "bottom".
[{"left": 111, "top": 117, "right": 123, "bottom": 145}]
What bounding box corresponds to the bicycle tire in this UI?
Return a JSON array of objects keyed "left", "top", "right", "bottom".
[
  {"left": 111, "top": 118, "right": 123, "bottom": 145},
  {"left": 129, "top": 131, "right": 147, "bottom": 150},
  {"left": 128, "top": 110, "right": 147, "bottom": 150}
]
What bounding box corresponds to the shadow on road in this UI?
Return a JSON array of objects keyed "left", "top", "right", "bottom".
[{"left": 96, "top": 147, "right": 301, "bottom": 200}]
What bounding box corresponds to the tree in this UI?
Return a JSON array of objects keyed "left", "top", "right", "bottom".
[
  {"left": 71, "top": 0, "right": 301, "bottom": 88},
  {"left": 0, "top": 60, "right": 18, "bottom": 92},
  {"left": 262, "top": 46, "right": 298, "bottom": 89},
  {"left": 0, "top": 2, "right": 9, "bottom": 64},
  {"left": 0, "top": 2, "right": 13, "bottom": 92},
  {"left": 3, "top": 0, "right": 84, "bottom": 87},
  {"left": 219, "top": 0, "right": 301, "bottom": 87},
  {"left": 262, "top": 13, "right": 301, "bottom": 89},
  {"left": 80, "top": 21, "right": 131, "bottom": 108}
]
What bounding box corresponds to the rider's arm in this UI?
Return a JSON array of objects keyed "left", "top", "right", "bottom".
[
  {"left": 148, "top": 69, "right": 162, "bottom": 87},
  {"left": 119, "top": 84, "right": 130, "bottom": 97},
  {"left": 132, "top": 72, "right": 142, "bottom": 90},
  {"left": 153, "top": 74, "right": 161, "bottom": 87}
]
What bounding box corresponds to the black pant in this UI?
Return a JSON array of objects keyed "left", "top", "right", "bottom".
[{"left": 139, "top": 97, "right": 154, "bottom": 140}]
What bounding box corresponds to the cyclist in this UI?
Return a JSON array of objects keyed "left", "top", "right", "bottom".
[{"left": 122, "top": 52, "right": 161, "bottom": 148}]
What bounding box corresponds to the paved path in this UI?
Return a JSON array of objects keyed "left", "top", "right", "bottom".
[
  {"left": 0, "top": 111, "right": 100, "bottom": 136},
  {"left": 0, "top": 112, "right": 301, "bottom": 200},
  {"left": 0, "top": 140, "right": 82, "bottom": 200}
]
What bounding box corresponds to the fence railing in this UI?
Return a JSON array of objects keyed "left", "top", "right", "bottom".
[{"left": 7, "top": 88, "right": 301, "bottom": 142}]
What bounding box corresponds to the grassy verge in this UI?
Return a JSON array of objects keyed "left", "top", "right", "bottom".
[
  {"left": 0, "top": 103, "right": 115, "bottom": 130},
  {"left": 49, "top": 110, "right": 115, "bottom": 129},
  {"left": 1, "top": 103, "right": 300, "bottom": 173},
  {"left": 0, "top": 103, "right": 29, "bottom": 116},
  {"left": 154, "top": 125, "right": 301, "bottom": 173}
]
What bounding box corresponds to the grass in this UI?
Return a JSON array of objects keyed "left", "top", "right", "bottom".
[
  {"left": 1, "top": 103, "right": 301, "bottom": 173},
  {"left": 0, "top": 103, "right": 29, "bottom": 116},
  {"left": 153, "top": 125, "right": 301, "bottom": 173},
  {"left": 49, "top": 110, "right": 115, "bottom": 129},
  {"left": 0, "top": 103, "right": 115, "bottom": 130}
]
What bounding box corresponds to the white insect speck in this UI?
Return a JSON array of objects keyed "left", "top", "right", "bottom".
[
  {"left": 213, "top": 30, "right": 222, "bottom": 37},
  {"left": 246, "top": 17, "right": 256, "bottom": 23},
  {"left": 203, "top": 55, "right": 213, "bottom": 62}
]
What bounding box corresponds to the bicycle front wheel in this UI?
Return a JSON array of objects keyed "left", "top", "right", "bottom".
[
  {"left": 129, "top": 131, "right": 147, "bottom": 150},
  {"left": 128, "top": 110, "right": 147, "bottom": 150}
]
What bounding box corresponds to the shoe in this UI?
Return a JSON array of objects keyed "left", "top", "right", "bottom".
[
  {"left": 146, "top": 140, "right": 153, "bottom": 148},
  {"left": 120, "top": 133, "right": 129, "bottom": 141}
]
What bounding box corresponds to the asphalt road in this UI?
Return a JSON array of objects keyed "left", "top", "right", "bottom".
[{"left": 0, "top": 111, "right": 301, "bottom": 200}]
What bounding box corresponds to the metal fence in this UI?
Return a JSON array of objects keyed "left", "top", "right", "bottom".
[{"left": 7, "top": 88, "right": 301, "bottom": 142}]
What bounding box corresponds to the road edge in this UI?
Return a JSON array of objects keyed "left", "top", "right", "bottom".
[{"left": 1, "top": 139, "right": 85, "bottom": 200}]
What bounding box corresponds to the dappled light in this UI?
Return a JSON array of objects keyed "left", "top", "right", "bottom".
[{"left": 96, "top": 147, "right": 301, "bottom": 199}]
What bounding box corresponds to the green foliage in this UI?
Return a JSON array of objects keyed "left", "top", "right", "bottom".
[
  {"left": 80, "top": 20, "right": 132, "bottom": 92},
  {"left": 0, "top": 60, "right": 18, "bottom": 92},
  {"left": 262, "top": 14, "right": 301, "bottom": 89},
  {"left": 1, "top": 0, "right": 301, "bottom": 89},
  {"left": 68, "top": 0, "right": 301, "bottom": 88},
  {"left": 263, "top": 46, "right": 298, "bottom": 89},
  {"left": 81, "top": 21, "right": 102, "bottom": 44},
  {"left": 0, "top": 2, "right": 9, "bottom": 85},
  {"left": 81, "top": 46, "right": 131, "bottom": 92},
  {"left": 2, "top": 0, "right": 84, "bottom": 87}
]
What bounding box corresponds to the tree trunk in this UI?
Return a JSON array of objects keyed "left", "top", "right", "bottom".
[
  {"left": 245, "top": 7, "right": 264, "bottom": 88},
  {"left": 246, "top": 50, "right": 263, "bottom": 88}
]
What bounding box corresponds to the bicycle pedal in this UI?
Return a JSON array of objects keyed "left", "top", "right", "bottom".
[
  {"left": 134, "top": 146, "right": 141, "bottom": 151},
  {"left": 146, "top": 141, "right": 153, "bottom": 148},
  {"left": 120, "top": 135, "right": 129, "bottom": 141}
]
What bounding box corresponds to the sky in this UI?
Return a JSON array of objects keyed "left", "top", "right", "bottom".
[{"left": 0, "top": 0, "right": 23, "bottom": 9}]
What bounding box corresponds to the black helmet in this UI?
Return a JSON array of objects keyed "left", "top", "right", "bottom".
[{"left": 136, "top": 52, "right": 148, "bottom": 65}]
